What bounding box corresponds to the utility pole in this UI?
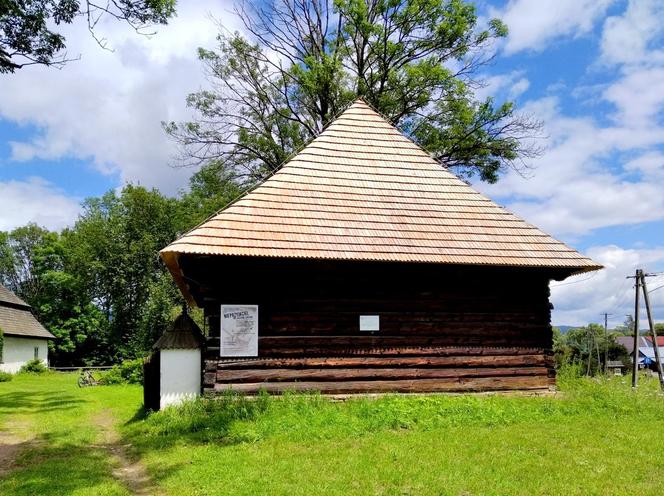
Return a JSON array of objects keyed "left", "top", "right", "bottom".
[
  {"left": 640, "top": 272, "right": 664, "bottom": 391},
  {"left": 628, "top": 269, "right": 642, "bottom": 388},
  {"left": 601, "top": 312, "right": 612, "bottom": 374}
]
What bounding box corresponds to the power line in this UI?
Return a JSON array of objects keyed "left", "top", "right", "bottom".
[
  {"left": 648, "top": 283, "right": 664, "bottom": 295},
  {"left": 550, "top": 271, "right": 599, "bottom": 288},
  {"left": 606, "top": 278, "right": 633, "bottom": 317}
]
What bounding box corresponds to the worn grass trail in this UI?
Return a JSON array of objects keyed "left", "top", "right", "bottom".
[{"left": 0, "top": 373, "right": 144, "bottom": 495}]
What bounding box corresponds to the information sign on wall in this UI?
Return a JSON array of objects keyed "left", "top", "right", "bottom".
[
  {"left": 360, "top": 315, "right": 380, "bottom": 332},
  {"left": 220, "top": 305, "right": 258, "bottom": 357}
]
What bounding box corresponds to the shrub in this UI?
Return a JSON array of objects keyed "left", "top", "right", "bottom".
[
  {"left": 19, "top": 358, "right": 47, "bottom": 374},
  {"left": 556, "top": 360, "right": 584, "bottom": 385},
  {"left": 99, "top": 358, "right": 144, "bottom": 385},
  {"left": 0, "top": 371, "right": 12, "bottom": 382}
]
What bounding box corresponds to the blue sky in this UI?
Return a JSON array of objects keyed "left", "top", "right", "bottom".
[{"left": 1, "top": 0, "right": 663, "bottom": 326}]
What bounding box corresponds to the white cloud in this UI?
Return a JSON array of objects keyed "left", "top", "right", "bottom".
[
  {"left": 551, "top": 245, "right": 664, "bottom": 325},
  {"left": 603, "top": 67, "right": 664, "bottom": 127},
  {"left": 479, "top": 0, "right": 664, "bottom": 239},
  {"left": 509, "top": 78, "right": 530, "bottom": 99},
  {"left": 478, "top": 94, "right": 664, "bottom": 237},
  {"left": 625, "top": 152, "right": 664, "bottom": 179},
  {"left": 0, "top": 2, "right": 237, "bottom": 194},
  {"left": 600, "top": 0, "right": 664, "bottom": 66},
  {"left": 0, "top": 178, "right": 81, "bottom": 231},
  {"left": 491, "top": 0, "right": 615, "bottom": 55},
  {"left": 476, "top": 71, "right": 530, "bottom": 101}
]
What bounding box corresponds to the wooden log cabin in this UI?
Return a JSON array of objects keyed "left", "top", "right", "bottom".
[{"left": 160, "top": 99, "right": 602, "bottom": 395}]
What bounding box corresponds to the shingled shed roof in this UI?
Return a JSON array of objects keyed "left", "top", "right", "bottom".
[
  {"left": 153, "top": 311, "right": 203, "bottom": 350},
  {"left": 0, "top": 284, "right": 55, "bottom": 339},
  {"left": 161, "top": 99, "right": 601, "bottom": 299}
]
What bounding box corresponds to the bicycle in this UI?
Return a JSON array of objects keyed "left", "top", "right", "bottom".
[{"left": 77, "top": 369, "right": 101, "bottom": 387}]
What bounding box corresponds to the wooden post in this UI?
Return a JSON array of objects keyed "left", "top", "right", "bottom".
[
  {"left": 603, "top": 313, "right": 610, "bottom": 374},
  {"left": 586, "top": 331, "right": 592, "bottom": 376},
  {"left": 640, "top": 272, "right": 664, "bottom": 391},
  {"left": 632, "top": 269, "right": 641, "bottom": 388},
  {"left": 595, "top": 334, "right": 601, "bottom": 375}
]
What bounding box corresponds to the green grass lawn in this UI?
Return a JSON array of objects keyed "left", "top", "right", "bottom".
[{"left": 1, "top": 372, "right": 664, "bottom": 495}]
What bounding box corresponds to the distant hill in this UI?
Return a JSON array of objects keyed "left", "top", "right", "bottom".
[{"left": 555, "top": 325, "right": 578, "bottom": 334}]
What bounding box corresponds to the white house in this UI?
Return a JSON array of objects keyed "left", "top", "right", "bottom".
[{"left": 0, "top": 284, "right": 55, "bottom": 373}]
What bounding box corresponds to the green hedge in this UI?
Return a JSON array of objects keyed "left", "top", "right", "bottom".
[
  {"left": 0, "top": 326, "right": 4, "bottom": 364},
  {"left": 99, "top": 358, "right": 144, "bottom": 385}
]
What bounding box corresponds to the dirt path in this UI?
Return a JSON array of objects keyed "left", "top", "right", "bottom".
[
  {"left": 93, "top": 412, "right": 163, "bottom": 496},
  {"left": 0, "top": 419, "right": 37, "bottom": 477}
]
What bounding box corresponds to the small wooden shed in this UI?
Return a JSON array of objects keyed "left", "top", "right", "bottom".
[{"left": 161, "top": 100, "right": 601, "bottom": 395}]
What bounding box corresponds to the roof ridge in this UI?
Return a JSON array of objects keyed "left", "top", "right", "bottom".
[
  {"left": 168, "top": 97, "right": 412, "bottom": 243},
  {"left": 160, "top": 97, "right": 602, "bottom": 304}
]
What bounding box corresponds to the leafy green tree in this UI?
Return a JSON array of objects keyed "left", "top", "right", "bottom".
[
  {"left": 69, "top": 185, "right": 184, "bottom": 358},
  {"left": 0, "top": 224, "right": 56, "bottom": 300},
  {"left": 560, "top": 324, "right": 631, "bottom": 376},
  {"left": 0, "top": 224, "right": 110, "bottom": 365},
  {"left": 614, "top": 315, "right": 635, "bottom": 336},
  {"left": 552, "top": 327, "right": 571, "bottom": 369},
  {"left": 166, "top": 0, "right": 541, "bottom": 185},
  {"left": 0, "top": 0, "right": 176, "bottom": 73},
  {"left": 176, "top": 161, "right": 243, "bottom": 228}
]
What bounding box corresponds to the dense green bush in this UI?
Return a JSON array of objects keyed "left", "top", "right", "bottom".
[
  {"left": 99, "top": 358, "right": 144, "bottom": 385},
  {"left": 19, "top": 359, "right": 47, "bottom": 374},
  {"left": 0, "top": 371, "right": 12, "bottom": 382}
]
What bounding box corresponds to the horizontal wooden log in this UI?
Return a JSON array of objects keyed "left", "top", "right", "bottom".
[
  {"left": 205, "top": 345, "right": 551, "bottom": 359},
  {"left": 258, "top": 337, "right": 551, "bottom": 357},
  {"left": 215, "top": 354, "right": 547, "bottom": 370},
  {"left": 207, "top": 335, "right": 550, "bottom": 349},
  {"left": 213, "top": 376, "right": 551, "bottom": 394},
  {"left": 215, "top": 366, "right": 549, "bottom": 383},
  {"left": 260, "top": 326, "right": 549, "bottom": 337}
]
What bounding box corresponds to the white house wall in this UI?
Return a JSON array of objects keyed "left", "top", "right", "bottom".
[
  {"left": 160, "top": 349, "right": 201, "bottom": 409},
  {"left": 0, "top": 336, "right": 48, "bottom": 373}
]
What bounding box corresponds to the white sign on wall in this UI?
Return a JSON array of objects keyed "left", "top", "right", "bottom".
[
  {"left": 220, "top": 305, "right": 258, "bottom": 357},
  {"left": 360, "top": 315, "right": 380, "bottom": 332}
]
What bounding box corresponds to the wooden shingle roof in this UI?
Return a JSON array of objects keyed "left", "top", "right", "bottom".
[
  {"left": 162, "top": 99, "right": 601, "bottom": 295},
  {"left": 0, "top": 284, "right": 55, "bottom": 339},
  {"left": 0, "top": 284, "right": 29, "bottom": 308}
]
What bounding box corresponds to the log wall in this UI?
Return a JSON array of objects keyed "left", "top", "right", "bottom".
[{"left": 178, "top": 256, "right": 561, "bottom": 395}]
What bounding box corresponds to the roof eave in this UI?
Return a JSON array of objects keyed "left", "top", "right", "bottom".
[
  {"left": 160, "top": 249, "right": 197, "bottom": 306},
  {"left": 3, "top": 330, "right": 56, "bottom": 340},
  {"left": 160, "top": 247, "right": 603, "bottom": 304}
]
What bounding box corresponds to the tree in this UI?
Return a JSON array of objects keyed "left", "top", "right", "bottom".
[
  {"left": 614, "top": 315, "right": 635, "bottom": 336},
  {"left": 560, "top": 324, "right": 631, "bottom": 376},
  {"left": 0, "top": 171, "right": 237, "bottom": 364},
  {"left": 176, "top": 161, "right": 243, "bottom": 227},
  {"left": 68, "top": 185, "right": 183, "bottom": 358},
  {"left": 0, "top": 224, "right": 57, "bottom": 301},
  {"left": 166, "top": 0, "right": 542, "bottom": 185},
  {"left": 0, "top": 224, "right": 109, "bottom": 365},
  {"left": 0, "top": 0, "right": 176, "bottom": 73}
]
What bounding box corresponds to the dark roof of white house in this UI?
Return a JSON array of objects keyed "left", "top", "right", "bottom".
[{"left": 0, "top": 283, "right": 55, "bottom": 339}]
